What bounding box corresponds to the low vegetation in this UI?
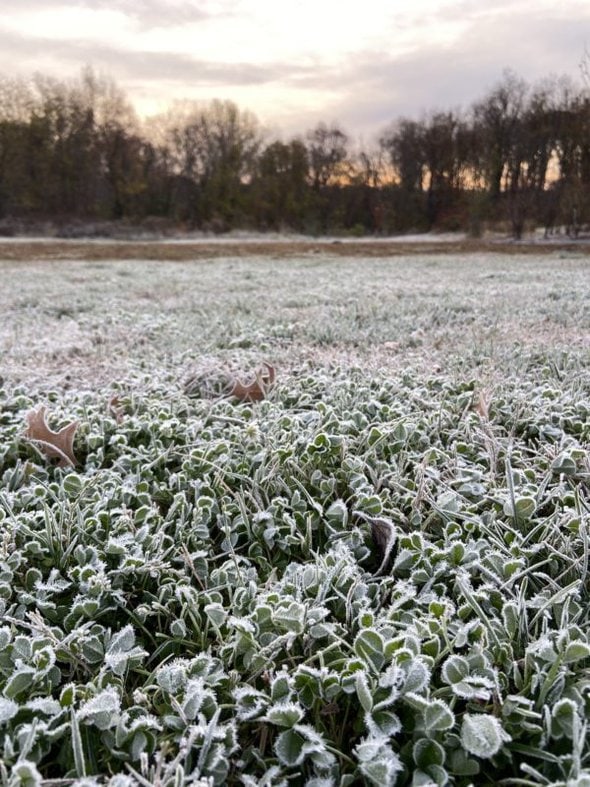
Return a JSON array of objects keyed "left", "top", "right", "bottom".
[{"left": 0, "top": 249, "right": 589, "bottom": 785}]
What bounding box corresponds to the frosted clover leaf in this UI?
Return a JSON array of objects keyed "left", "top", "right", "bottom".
[
  {"left": 77, "top": 687, "right": 121, "bottom": 730},
  {"left": 274, "top": 724, "right": 336, "bottom": 770},
  {"left": 155, "top": 659, "right": 189, "bottom": 693},
  {"left": 551, "top": 698, "right": 580, "bottom": 739},
  {"left": 461, "top": 714, "right": 511, "bottom": 759},
  {"left": 355, "top": 736, "right": 403, "bottom": 787},
  {"left": 25, "top": 698, "right": 61, "bottom": 716},
  {"left": 233, "top": 686, "right": 269, "bottom": 721},
  {"left": 441, "top": 654, "right": 497, "bottom": 701},
  {"left": 241, "top": 766, "right": 285, "bottom": 787},
  {"left": 265, "top": 701, "right": 305, "bottom": 727},
  {"left": 0, "top": 697, "right": 19, "bottom": 724},
  {"left": 10, "top": 761, "right": 42, "bottom": 786},
  {"left": 182, "top": 677, "right": 216, "bottom": 720},
  {"left": 272, "top": 601, "right": 306, "bottom": 635},
  {"left": 400, "top": 658, "right": 430, "bottom": 695},
  {"left": 104, "top": 625, "right": 147, "bottom": 677}
]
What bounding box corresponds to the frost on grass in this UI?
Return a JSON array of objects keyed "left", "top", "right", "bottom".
[
  {"left": 1, "top": 251, "right": 589, "bottom": 387},
  {"left": 0, "top": 252, "right": 589, "bottom": 784}
]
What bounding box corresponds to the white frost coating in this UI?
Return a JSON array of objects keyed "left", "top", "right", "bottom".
[
  {"left": 0, "top": 697, "right": 19, "bottom": 724},
  {"left": 461, "top": 713, "right": 511, "bottom": 759},
  {"left": 2, "top": 251, "right": 588, "bottom": 390},
  {"left": 77, "top": 687, "right": 121, "bottom": 729}
]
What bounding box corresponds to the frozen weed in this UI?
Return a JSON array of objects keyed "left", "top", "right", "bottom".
[{"left": 0, "top": 252, "right": 589, "bottom": 784}]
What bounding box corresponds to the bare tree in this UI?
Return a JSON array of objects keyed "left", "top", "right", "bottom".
[
  {"left": 306, "top": 123, "right": 349, "bottom": 191},
  {"left": 161, "top": 99, "right": 261, "bottom": 226},
  {"left": 252, "top": 138, "right": 309, "bottom": 229},
  {"left": 380, "top": 118, "right": 424, "bottom": 192}
]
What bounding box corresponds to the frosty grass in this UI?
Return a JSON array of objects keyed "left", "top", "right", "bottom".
[{"left": 0, "top": 251, "right": 589, "bottom": 786}]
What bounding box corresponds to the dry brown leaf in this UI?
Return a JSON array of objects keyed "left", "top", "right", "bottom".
[
  {"left": 24, "top": 405, "right": 79, "bottom": 467},
  {"left": 356, "top": 512, "right": 397, "bottom": 575},
  {"left": 108, "top": 395, "right": 124, "bottom": 423},
  {"left": 473, "top": 390, "right": 490, "bottom": 420},
  {"left": 230, "top": 362, "right": 276, "bottom": 402}
]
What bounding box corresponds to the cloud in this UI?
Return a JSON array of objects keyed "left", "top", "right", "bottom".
[
  {"left": 0, "top": 0, "right": 588, "bottom": 137},
  {"left": 308, "top": 9, "right": 590, "bottom": 136},
  {"left": 0, "top": 0, "right": 225, "bottom": 29},
  {"left": 0, "top": 28, "right": 311, "bottom": 88},
  {"left": 80, "top": 0, "right": 235, "bottom": 30}
]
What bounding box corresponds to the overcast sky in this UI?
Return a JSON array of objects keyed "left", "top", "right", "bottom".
[{"left": 0, "top": 0, "right": 589, "bottom": 138}]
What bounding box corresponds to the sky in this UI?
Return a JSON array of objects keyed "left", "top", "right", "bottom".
[{"left": 0, "top": 0, "right": 589, "bottom": 139}]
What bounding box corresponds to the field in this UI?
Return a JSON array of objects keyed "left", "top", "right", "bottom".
[{"left": 0, "top": 243, "right": 589, "bottom": 786}]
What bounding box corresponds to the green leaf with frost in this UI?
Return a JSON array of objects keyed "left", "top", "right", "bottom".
[
  {"left": 450, "top": 675, "right": 495, "bottom": 701},
  {"left": 25, "top": 697, "right": 61, "bottom": 715},
  {"left": 413, "top": 738, "right": 445, "bottom": 768},
  {"left": 10, "top": 760, "right": 42, "bottom": 787},
  {"left": 424, "top": 700, "right": 454, "bottom": 733},
  {"left": 274, "top": 724, "right": 332, "bottom": 768},
  {"left": 563, "top": 641, "right": 590, "bottom": 663},
  {"left": 503, "top": 496, "right": 536, "bottom": 520},
  {"left": 367, "top": 709, "right": 401, "bottom": 737},
  {"left": 4, "top": 666, "right": 35, "bottom": 699},
  {"left": 356, "top": 737, "right": 402, "bottom": 787},
  {"left": 155, "top": 660, "right": 189, "bottom": 693},
  {"left": 401, "top": 659, "right": 430, "bottom": 694},
  {"left": 205, "top": 602, "right": 227, "bottom": 627},
  {"left": 354, "top": 629, "right": 385, "bottom": 672},
  {"left": 0, "top": 697, "right": 19, "bottom": 724},
  {"left": 265, "top": 702, "right": 305, "bottom": 727},
  {"left": 461, "top": 714, "right": 511, "bottom": 759},
  {"left": 77, "top": 687, "right": 121, "bottom": 730},
  {"left": 233, "top": 686, "right": 268, "bottom": 721},
  {"left": 355, "top": 671, "right": 374, "bottom": 713},
  {"left": 551, "top": 698, "right": 579, "bottom": 739},
  {"left": 441, "top": 655, "right": 469, "bottom": 685},
  {"left": 0, "top": 626, "right": 11, "bottom": 649},
  {"left": 104, "top": 625, "right": 147, "bottom": 676},
  {"left": 272, "top": 601, "right": 306, "bottom": 634}
]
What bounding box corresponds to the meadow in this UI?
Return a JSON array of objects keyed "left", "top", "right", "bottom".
[{"left": 0, "top": 245, "right": 589, "bottom": 786}]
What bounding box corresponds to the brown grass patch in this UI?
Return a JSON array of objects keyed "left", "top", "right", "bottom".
[{"left": 1, "top": 238, "right": 589, "bottom": 263}]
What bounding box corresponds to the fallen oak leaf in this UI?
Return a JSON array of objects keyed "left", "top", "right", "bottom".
[
  {"left": 230, "top": 362, "right": 276, "bottom": 402},
  {"left": 24, "top": 405, "right": 79, "bottom": 467},
  {"left": 473, "top": 390, "right": 490, "bottom": 420},
  {"left": 108, "top": 395, "right": 125, "bottom": 423},
  {"left": 355, "top": 512, "right": 397, "bottom": 576}
]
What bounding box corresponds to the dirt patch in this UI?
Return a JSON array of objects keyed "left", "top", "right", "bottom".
[{"left": 0, "top": 238, "right": 589, "bottom": 262}]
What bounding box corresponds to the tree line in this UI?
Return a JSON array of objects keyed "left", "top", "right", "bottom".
[{"left": 1, "top": 67, "right": 589, "bottom": 238}]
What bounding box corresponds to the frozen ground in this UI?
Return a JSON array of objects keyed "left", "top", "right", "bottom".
[
  {"left": 1, "top": 251, "right": 588, "bottom": 392},
  {"left": 1, "top": 247, "right": 590, "bottom": 784}
]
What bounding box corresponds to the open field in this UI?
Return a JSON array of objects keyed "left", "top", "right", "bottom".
[
  {"left": 2, "top": 244, "right": 589, "bottom": 388},
  {"left": 0, "top": 247, "right": 589, "bottom": 785}
]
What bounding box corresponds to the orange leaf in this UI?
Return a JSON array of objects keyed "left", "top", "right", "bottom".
[
  {"left": 230, "top": 362, "right": 275, "bottom": 402},
  {"left": 24, "top": 406, "right": 79, "bottom": 467}
]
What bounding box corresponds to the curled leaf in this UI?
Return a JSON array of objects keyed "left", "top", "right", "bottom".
[
  {"left": 24, "top": 405, "right": 79, "bottom": 467},
  {"left": 473, "top": 390, "right": 490, "bottom": 420},
  {"left": 356, "top": 513, "right": 397, "bottom": 575},
  {"left": 230, "top": 362, "right": 275, "bottom": 402},
  {"left": 108, "top": 395, "right": 124, "bottom": 424}
]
